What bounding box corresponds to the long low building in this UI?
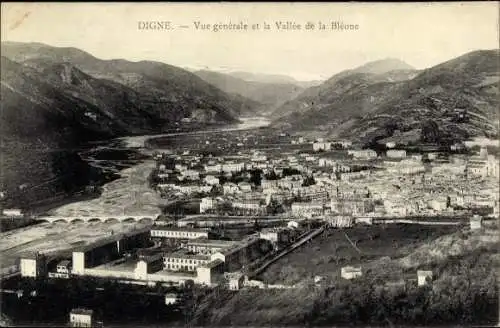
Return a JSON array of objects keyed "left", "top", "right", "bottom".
[
  {"left": 210, "top": 234, "right": 272, "bottom": 272},
  {"left": 72, "top": 228, "right": 151, "bottom": 275},
  {"left": 163, "top": 250, "right": 211, "bottom": 272},
  {"left": 185, "top": 239, "right": 236, "bottom": 255},
  {"left": 150, "top": 227, "right": 210, "bottom": 240}
]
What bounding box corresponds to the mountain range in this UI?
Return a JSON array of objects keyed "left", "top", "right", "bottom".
[
  {"left": 1, "top": 41, "right": 498, "bottom": 207},
  {"left": 0, "top": 41, "right": 261, "bottom": 206},
  {"left": 193, "top": 69, "right": 308, "bottom": 113},
  {"left": 272, "top": 51, "right": 499, "bottom": 145}
]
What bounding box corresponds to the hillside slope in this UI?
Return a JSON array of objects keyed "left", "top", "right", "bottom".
[
  {"left": 228, "top": 71, "right": 323, "bottom": 88},
  {"left": 194, "top": 69, "right": 304, "bottom": 112},
  {"left": 1, "top": 41, "right": 257, "bottom": 121},
  {"left": 1, "top": 56, "right": 121, "bottom": 206},
  {"left": 271, "top": 58, "right": 418, "bottom": 119},
  {"left": 273, "top": 51, "right": 499, "bottom": 145},
  {"left": 188, "top": 225, "right": 498, "bottom": 326},
  {"left": 0, "top": 41, "right": 259, "bottom": 208}
]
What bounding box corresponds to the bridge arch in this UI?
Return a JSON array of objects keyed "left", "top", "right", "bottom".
[
  {"left": 123, "top": 217, "right": 136, "bottom": 223},
  {"left": 53, "top": 219, "right": 67, "bottom": 224},
  {"left": 88, "top": 218, "right": 101, "bottom": 223},
  {"left": 104, "top": 218, "right": 119, "bottom": 223},
  {"left": 70, "top": 218, "right": 84, "bottom": 224},
  {"left": 138, "top": 217, "right": 153, "bottom": 224}
]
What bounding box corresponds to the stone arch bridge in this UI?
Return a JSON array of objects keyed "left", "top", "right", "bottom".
[{"left": 35, "top": 215, "right": 157, "bottom": 224}]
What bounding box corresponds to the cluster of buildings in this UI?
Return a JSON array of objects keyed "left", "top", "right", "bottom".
[
  {"left": 19, "top": 220, "right": 306, "bottom": 289},
  {"left": 16, "top": 135, "right": 498, "bottom": 296},
  {"left": 151, "top": 137, "right": 499, "bottom": 222}
]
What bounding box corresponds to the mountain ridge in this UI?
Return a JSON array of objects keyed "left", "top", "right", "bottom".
[
  {"left": 194, "top": 69, "right": 306, "bottom": 112},
  {"left": 273, "top": 49, "right": 499, "bottom": 145},
  {"left": 0, "top": 41, "right": 262, "bottom": 207},
  {"left": 270, "top": 58, "right": 419, "bottom": 119}
]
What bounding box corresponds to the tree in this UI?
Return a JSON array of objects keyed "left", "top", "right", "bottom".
[
  {"left": 421, "top": 120, "right": 441, "bottom": 143},
  {"left": 267, "top": 198, "right": 284, "bottom": 215},
  {"left": 302, "top": 175, "right": 316, "bottom": 187}
]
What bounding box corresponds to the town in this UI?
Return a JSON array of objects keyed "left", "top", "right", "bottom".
[
  {"left": 1, "top": 4, "right": 498, "bottom": 324},
  {"left": 2, "top": 131, "right": 498, "bottom": 322}
]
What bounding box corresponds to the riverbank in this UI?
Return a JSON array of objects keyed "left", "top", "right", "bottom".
[{"left": 49, "top": 117, "right": 270, "bottom": 218}]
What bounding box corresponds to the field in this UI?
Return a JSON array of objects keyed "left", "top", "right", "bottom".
[{"left": 258, "top": 224, "right": 461, "bottom": 284}]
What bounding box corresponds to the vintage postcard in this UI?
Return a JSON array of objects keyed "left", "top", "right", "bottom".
[{"left": 0, "top": 2, "right": 499, "bottom": 327}]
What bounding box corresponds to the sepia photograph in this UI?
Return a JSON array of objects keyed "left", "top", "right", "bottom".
[{"left": 0, "top": 2, "right": 499, "bottom": 327}]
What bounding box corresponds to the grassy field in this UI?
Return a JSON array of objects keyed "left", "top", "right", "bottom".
[{"left": 258, "top": 224, "right": 460, "bottom": 284}]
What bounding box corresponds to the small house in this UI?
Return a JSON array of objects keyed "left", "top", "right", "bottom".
[
  {"left": 341, "top": 266, "right": 362, "bottom": 280},
  {"left": 69, "top": 308, "right": 93, "bottom": 327},
  {"left": 165, "top": 293, "right": 179, "bottom": 305},
  {"left": 417, "top": 270, "right": 433, "bottom": 286},
  {"left": 470, "top": 215, "right": 483, "bottom": 230}
]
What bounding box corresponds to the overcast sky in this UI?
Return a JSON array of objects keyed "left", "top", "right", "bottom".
[{"left": 1, "top": 2, "right": 498, "bottom": 81}]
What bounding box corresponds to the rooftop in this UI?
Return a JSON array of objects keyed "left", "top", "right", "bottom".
[
  {"left": 199, "top": 259, "right": 224, "bottom": 268},
  {"left": 70, "top": 308, "right": 93, "bottom": 316},
  {"left": 74, "top": 226, "right": 150, "bottom": 253},
  {"left": 58, "top": 260, "right": 71, "bottom": 267},
  {"left": 151, "top": 226, "right": 209, "bottom": 233},
  {"left": 138, "top": 252, "right": 164, "bottom": 263},
  {"left": 186, "top": 239, "right": 236, "bottom": 247},
  {"left": 165, "top": 249, "right": 210, "bottom": 261}
]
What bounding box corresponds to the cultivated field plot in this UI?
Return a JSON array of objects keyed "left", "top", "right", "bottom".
[{"left": 258, "top": 224, "right": 460, "bottom": 284}]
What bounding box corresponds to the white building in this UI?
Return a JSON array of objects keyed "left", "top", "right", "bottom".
[
  {"left": 200, "top": 197, "right": 216, "bottom": 213},
  {"left": 313, "top": 142, "right": 331, "bottom": 152},
  {"left": 486, "top": 155, "right": 500, "bottom": 178},
  {"left": 2, "top": 208, "right": 23, "bottom": 217},
  {"left": 470, "top": 215, "right": 483, "bottom": 230},
  {"left": 251, "top": 155, "right": 268, "bottom": 162},
  {"left": 385, "top": 141, "right": 396, "bottom": 149},
  {"left": 165, "top": 293, "right": 179, "bottom": 305},
  {"left": 336, "top": 140, "right": 352, "bottom": 149},
  {"left": 56, "top": 260, "right": 71, "bottom": 275},
  {"left": 204, "top": 175, "right": 220, "bottom": 186},
  {"left": 164, "top": 250, "right": 210, "bottom": 272},
  {"left": 259, "top": 228, "right": 291, "bottom": 245},
  {"left": 228, "top": 272, "right": 245, "bottom": 290},
  {"left": 222, "top": 162, "right": 245, "bottom": 173},
  {"left": 428, "top": 197, "right": 448, "bottom": 212},
  {"left": 180, "top": 170, "right": 200, "bottom": 180},
  {"left": 232, "top": 200, "right": 266, "bottom": 214},
  {"left": 238, "top": 182, "right": 252, "bottom": 193},
  {"left": 185, "top": 239, "right": 236, "bottom": 255},
  {"left": 205, "top": 164, "right": 222, "bottom": 173},
  {"left": 319, "top": 158, "right": 335, "bottom": 167},
  {"left": 386, "top": 149, "right": 407, "bottom": 158},
  {"left": 69, "top": 308, "right": 93, "bottom": 327},
  {"left": 417, "top": 270, "right": 433, "bottom": 286},
  {"left": 196, "top": 259, "right": 225, "bottom": 286},
  {"left": 151, "top": 227, "right": 209, "bottom": 240},
  {"left": 341, "top": 266, "right": 362, "bottom": 280},
  {"left": 20, "top": 253, "right": 46, "bottom": 278},
  {"left": 291, "top": 202, "right": 324, "bottom": 217},
  {"left": 348, "top": 149, "right": 377, "bottom": 160},
  {"left": 223, "top": 183, "right": 240, "bottom": 195}
]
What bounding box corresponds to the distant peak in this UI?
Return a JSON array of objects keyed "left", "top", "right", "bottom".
[{"left": 353, "top": 58, "right": 415, "bottom": 75}]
